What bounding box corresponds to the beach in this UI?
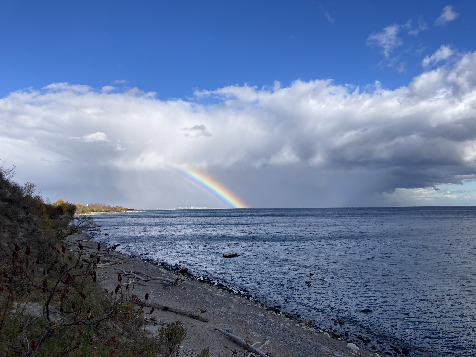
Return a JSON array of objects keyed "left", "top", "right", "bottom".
[{"left": 65, "top": 233, "right": 384, "bottom": 357}]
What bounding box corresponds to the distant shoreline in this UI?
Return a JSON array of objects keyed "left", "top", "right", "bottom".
[{"left": 75, "top": 210, "right": 146, "bottom": 216}]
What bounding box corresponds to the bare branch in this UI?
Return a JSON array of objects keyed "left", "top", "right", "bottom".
[
  {"left": 43, "top": 268, "right": 72, "bottom": 322},
  {"left": 22, "top": 327, "right": 53, "bottom": 357},
  {"left": 29, "top": 283, "right": 53, "bottom": 294},
  {"left": 61, "top": 299, "right": 118, "bottom": 327},
  {"left": 118, "top": 269, "right": 179, "bottom": 285},
  {"left": 128, "top": 299, "right": 208, "bottom": 323},
  {"left": 215, "top": 328, "right": 269, "bottom": 357}
]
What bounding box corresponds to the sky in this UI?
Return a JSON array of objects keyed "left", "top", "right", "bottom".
[{"left": 1, "top": 0, "right": 476, "bottom": 208}]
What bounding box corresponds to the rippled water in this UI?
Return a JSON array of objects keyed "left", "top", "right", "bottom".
[{"left": 89, "top": 208, "right": 476, "bottom": 356}]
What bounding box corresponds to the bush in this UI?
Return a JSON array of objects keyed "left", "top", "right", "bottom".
[
  {"left": 158, "top": 321, "right": 186, "bottom": 357},
  {"left": 0, "top": 163, "right": 187, "bottom": 356}
]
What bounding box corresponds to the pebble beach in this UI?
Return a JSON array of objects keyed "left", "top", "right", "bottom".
[{"left": 65, "top": 233, "right": 383, "bottom": 357}]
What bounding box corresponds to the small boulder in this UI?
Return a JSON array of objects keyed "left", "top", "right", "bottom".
[
  {"left": 223, "top": 253, "right": 239, "bottom": 258},
  {"left": 346, "top": 343, "right": 359, "bottom": 352}
]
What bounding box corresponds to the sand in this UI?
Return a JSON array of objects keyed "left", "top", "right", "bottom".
[{"left": 64, "top": 233, "right": 385, "bottom": 357}]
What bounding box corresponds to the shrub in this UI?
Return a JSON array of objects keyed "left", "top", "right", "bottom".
[
  {"left": 158, "top": 321, "right": 186, "bottom": 357},
  {"left": 0, "top": 163, "right": 187, "bottom": 356}
]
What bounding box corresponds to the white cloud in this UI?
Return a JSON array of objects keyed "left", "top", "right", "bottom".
[
  {"left": 367, "top": 24, "right": 402, "bottom": 58},
  {"left": 82, "top": 132, "right": 110, "bottom": 142},
  {"left": 368, "top": 17, "right": 428, "bottom": 71},
  {"left": 418, "top": 16, "right": 429, "bottom": 31},
  {"left": 2, "top": 52, "right": 476, "bottom": 207},
  {"left": 113, "top": 79, "right": 127, "bottom": 84},
  {"left": 422, "top": 45, "right": 455, "bottom": 67},
  {"left": 435, "top": 5, "right": 459, "bottom": 26},
  {"left": 406, "top": 16, "right": 428, "bottom": 36},
  {"left": 325, "top": 12, "right": 334, "bottom": 25},
  {"left": 395, "top": 62, "right": 406, "bottom": 73},
  {"left": 384, "top": 182, "right": 476, "bottom": 206},
  {"left": 42, "top": 82, "right": 90, "bottom": 93},
  {"left": 102, "top": 86, "right": 115, "bottom": 92},
  {"left": 115, "top": 142, "right": 125, "bottom": 151},
  {"left": 125, "top": 87, "right": 156, "bottom": 97}
]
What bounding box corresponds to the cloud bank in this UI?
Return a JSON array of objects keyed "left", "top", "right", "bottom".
[{"left": 1, "top": 50, "right": 476, "bottom": 208}]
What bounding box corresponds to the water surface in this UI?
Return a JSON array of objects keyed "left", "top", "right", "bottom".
[{"left": 89, "top": 207, "right": 476, "bottom": 356}]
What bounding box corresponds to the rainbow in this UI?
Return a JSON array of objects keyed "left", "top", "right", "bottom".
[{"left": 171, "top": 166, "right": 249, "bottom": 208}]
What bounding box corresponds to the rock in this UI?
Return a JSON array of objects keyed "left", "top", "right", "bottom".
[
  {"left": 305, "top": 281, "right": 312, "bottom": 287},
  {"left": 360, "top": 308, "right": 372, "bottom": 313},
  {"left": 223, "top": 253, "right": 239, "bottom": 258},
  {"left": 357, "top": 335, "right": 370, "bottom": 344},
  {"left": 391, "top": 345, "right": 401, "bottom": 353},
  {"left": 402, "top": 347, "right": 410, "bottom": 355},
  {"left": 346, "top": 343, "right": 359, "bottom": 352}
]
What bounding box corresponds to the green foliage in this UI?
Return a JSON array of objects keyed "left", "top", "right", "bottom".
[
  {"left": 74, "top": 203, "right": 127, "bottom": 214},
  {"left": 51, "top": 199, "right": 76, "bottom": 217},
  {"left": 158, "top": 321, "right": 186, "bottom": 357}
]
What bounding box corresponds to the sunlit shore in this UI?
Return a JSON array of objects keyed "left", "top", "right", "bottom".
[
  {"left": 75, "top": 210, "right": 146, "bottom": 216},
  {"left": 66, "top": 231, "right": 382, "bottom": 357}
]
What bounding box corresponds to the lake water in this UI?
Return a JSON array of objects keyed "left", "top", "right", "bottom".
[{"left": 88, "top": 208, "right": 476, "bottom": 356}]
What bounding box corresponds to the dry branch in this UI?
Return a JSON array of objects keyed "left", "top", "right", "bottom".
[
  {"left": 215, "top": 328, "right": 269, "bottom": 357},
  {"left": 119, "top": 269, "right": 179, "bottom": 285},
  {"left": 129, "top": 300, "right": 209, "bottom": 323}
]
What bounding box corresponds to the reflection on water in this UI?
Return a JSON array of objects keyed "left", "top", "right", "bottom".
[{"left": 90, "top": 207, "right": 476, "bottom": 356}]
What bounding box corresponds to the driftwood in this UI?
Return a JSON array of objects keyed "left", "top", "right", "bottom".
[
  {"left": 130, "top": 300, "right": 209, "bottom": 323},
  {"left": 96, "top": 260, "right": 124, "bottom": 268},
  {"left": 215, "top": 328, "right": 269, "bottom": 357},
  {"left": 119, "top": 269, "right": 179, "bottom": 285}
]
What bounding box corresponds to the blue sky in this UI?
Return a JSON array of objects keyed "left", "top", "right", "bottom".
[
  {"left": 1, "top": 1, "right": 473, "bottom": 98},
  {"left": 1, "top": 1, "right": 476, "bottom": 208}
]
